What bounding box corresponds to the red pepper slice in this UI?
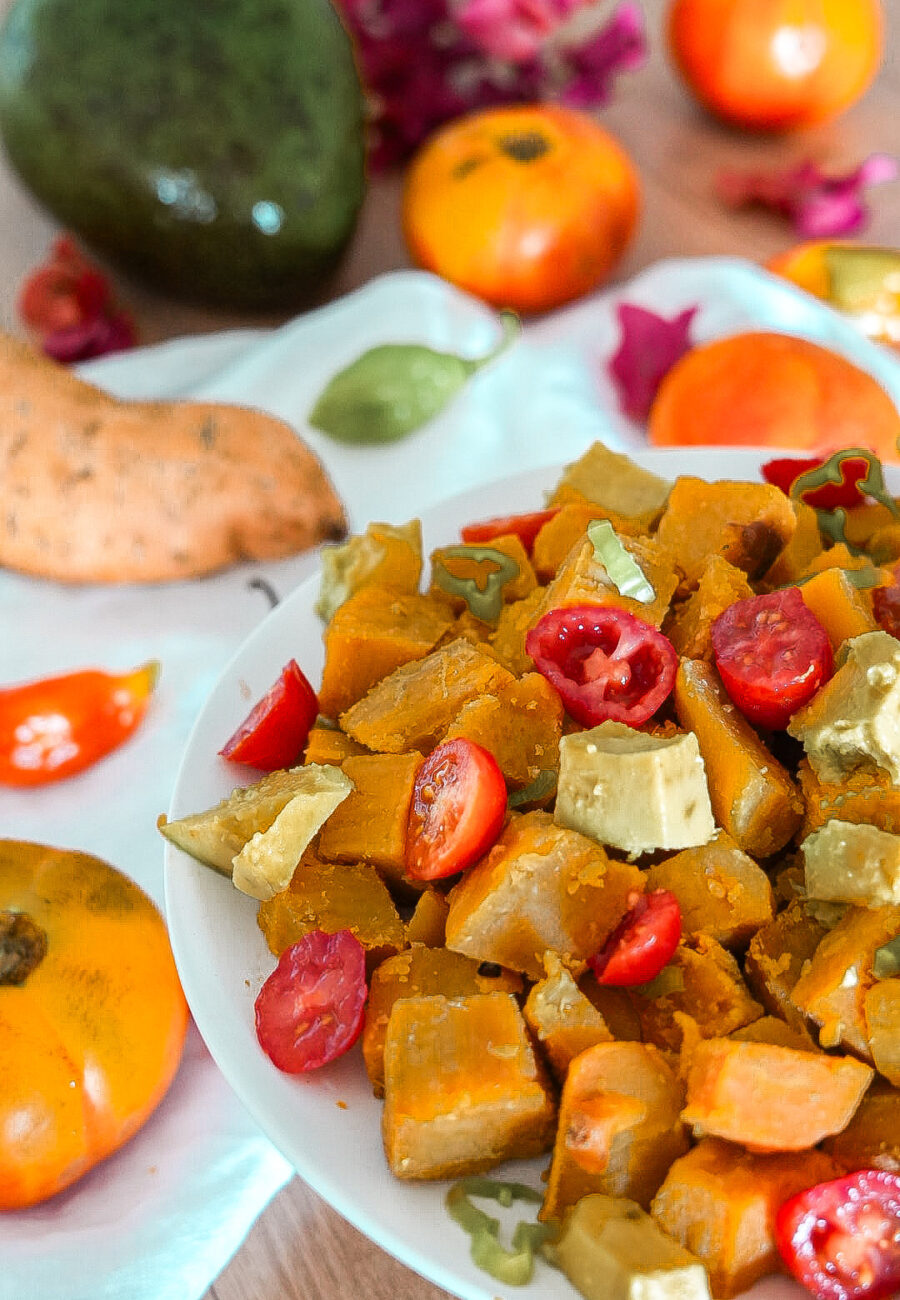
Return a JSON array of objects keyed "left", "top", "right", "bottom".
[
  {"left": 775, "top": 1169, "right": 900, "bottom": 1300},
  {"left": 710, "top": 588, "right": 833, "bottom": 731},
  {"left": 254, "top": 929, "right": 367, "bottom": 1074},
  {"left": 525, "top": 605, "right": 678, "bottom": 728},
  {"left": 0, "top": 661, "right": 159, "bottom": 787},
  {"left": 406, "top": 738, "right": 507, "bottom": 881},
  {"left": 762, "top": 455, "right": 871, "bottom": 510},
  {"left": 461, "top": 507, "right": 560, "bottom": 553},
  {"left": 219, "top": 659, "right": 318, "bottom": 771},
  {"left": 587, "top": 889, "right": 682, "bottom": 987}
]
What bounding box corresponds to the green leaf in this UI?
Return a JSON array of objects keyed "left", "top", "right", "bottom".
[{"left": 309, "top": 311, "right": 520, "bottom": 445}]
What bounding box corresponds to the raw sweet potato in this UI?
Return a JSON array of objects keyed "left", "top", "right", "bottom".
[{"left": 0, "top": 332, "right": 346, "bottom": 582}]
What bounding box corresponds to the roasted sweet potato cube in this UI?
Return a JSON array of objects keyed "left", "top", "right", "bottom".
[
  {"left": 744, "top": 897, "right": 829, "bottom": 1035},
  {"left": 634, "top": 935, "right": 763, "bottom": 1053},
  {"left": 798, "top": 542, "right": 873, "bottom": 579},
  {"left": 730, "top": 1015, "right": 819, "bottom": 1052},
  {"left": 865, "top": 978, "right": 900, "bottom": 1085},
  {"left": 341, "top": 638, "right": 515, "bottom": 754},
  {"left": 429, "top": 534, "right": 537, "bottom": 609},
  {"left": 487, "top": 588, "right": 544, "bottom": 676},
  {"left": 303, "top": 725, "right": 369, "bottom": 766},
  {"left": 822, "top": 1080, "right": 900, "bottom": 1173},
  {"left": 318, "top": 586, "right": 454, "bottom": 719},
  {"left": 381, "top": 992, "right": 556, "bottom": 1180},
  {"left": 405, "top": 887, "right": 450, "bottom": 947},
  {"left": 581, "top": 977, "right": 643, "bottom": 1042},
  {"left": 531, "top": 502, "right": 642, "bottom": 581},
  {"left": 656, "top": 477, "right": 796, "bottom": 588},
  {"left": 442, "top": 672, "right": 562, "bottom": 789},
  {"left": 316, "top": 752, "right": 422, "bottom": 887},
  {"left": 541, "top": 1041, "right": 688, "bottom": 1220},
  {"left": 762, "top": 501, "right": 825, "bottom": 588},
  {"left": 645, "top": 832, "right": 774, "bottom": 949},
  {"left": 523, "top": 954, "right": 614, "bottom": 1081},
  {"left": 363, "top": 945, "right": 521, "bottom": 1096},
  {"left": 444, "top": 810, "right": 644, "bottom": 981},
  {"left": 843, "top": 501, "right": 899, "bottom": 548},
  {"left": 257, "top": 849, "right": 405, "bottom": 971},
  {"left": 791, "top": 904, "right": 900, "bottom": 1054},
  {"left": 797, "top": 566, "right": 877, "bottom": 652},
  {"left": 533, "top": 534, "right": 678, "bottom": 629},
  {"left": 674, "top": 658, "right": 802, "bottom": 857},
  {"left": 681, "top": 1038, "right": 873, "bottom": 1152},
  {"left": 798, "top": 757, "right": 900, "bottom": 838},
  {"left": 651, "top": 1138, "right": 840, "bottom": 1297},
  {"left": 550, "top": 442, "right": 671, "bottom": 525},
  {"left": 664, "top": 556, "right": 754, "bottom": 661},
  {"left": 316, "top": 519, "right": 423, "bottom": 622}
]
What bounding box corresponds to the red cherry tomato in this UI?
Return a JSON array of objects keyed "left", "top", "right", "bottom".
[
  {"left": 254, "top": 929, "right": 367, "bottom": 1074},
  {"left": 775, "top": 1170, "right": 900, "bottom": 1300},
  {"left": 0, "top": 661, "right": 159, "bottom": 787},
  {"left": 587, "top": 889, "right": 682, "bottom": 987},
  {"left": 461, "top": 507, "right": 560, "bottom": 553},
  {"left": 711, "top": 588, "right": 833, "bottom": 731},
  {"left": 219, "top": 659, "right": 319, "bottom": 770},
  {"left": 873, "top": 561, "right": 900, "bottom": 639},
  {"left": 762, "top": 454, "right": 872, "bottom": 510},
  {"left": 406, "top": 738, "right": 507, "bottom": 881},
  {"left": 525, "top": 605, "right": 678, "bottom": 728}
]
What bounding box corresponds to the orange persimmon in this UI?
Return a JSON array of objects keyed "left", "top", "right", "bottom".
[
  {"left": 648, "top": 332, "right": 900, "bottom": 463},
  {"left": 667, "top": 0, "right": 883, "bottom": 131},
  {"left": 401, "top": 104, "right": 639, "bottom": 315},
  {"left": 0, "top": 840, "right": 188, "bottom": 1208}
]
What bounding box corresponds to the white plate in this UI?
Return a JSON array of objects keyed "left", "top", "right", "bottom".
[{"left": 163, "top": 445, "right": 845, "bottom": 1300}]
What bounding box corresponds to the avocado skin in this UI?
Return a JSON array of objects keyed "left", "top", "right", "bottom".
[{"left": 0, "top": 0, "right": 367, "bottom": 309}]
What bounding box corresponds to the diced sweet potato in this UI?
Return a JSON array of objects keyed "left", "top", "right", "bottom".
[
  {"left": 651, "top": 1137, "right": 840, "bottom": 1297},
  {"left": 791, "top": 904, "right": 900, "bottom": 1054},
  {"left": 681, "top": 1038, "right": 873, "bottom": 1152},
  {"left": 674, "top": 658, "right": 802, "bottom": 857},
  {"left": 797, "top": 566, "right": 877, "bottom": 652},
  {"left": 744, "top": 897, "right": 829, "bottom": 1035},
  {"left": 865, "top": 978, "right": 900, "bottom": 1085},
  {"left": 798, "top": 757, "right": 900, "bottom": 838},
  {"left": 444, "top": 810, "right": 644, "bottom": 981},
  {"left": 303, "top": 725, "right": 369, "bottom": 767},
  {"left": 257, "top": 849, "right": 406, "bottom": 972},
  {"left": 430, "top": 533, "right": 537, "bottom": 610},
  {"left": 664, "top": 556, "right": 754, "bottom": 661},
  {"left": 523, "top": 954, "right": 614, "bottom": 1081},
  {"left": 541, "top": 1041, "right": 688, "bottom": 1220},
  {"left": 442, "top": 672, "right": 562, "bottom": 789},
  {"left": 533, "top": 534, "right": 679, "bottom": 629},
  {"left": 550, "top": 442, "right": 671, "bottom": 525},
  {"left": 633, "top": 935, "right": 763, "bottom": 1052},
  {"left": 762, "top": 500, "right": 824, "bottom": 588},
  {"left": 316, "top": 520, "right": 422, "bottom": 622},
  {"left": 381, "top": 992, "right": 556, "bottom": 1179},
  {"left": 363, "top": 945, "right": 521, "bottom": 1096},
  {"left": 405, "top": 887, "right": 450, "bottom": 947},
  {"left": 340, "top": 638, "right": 514, "bottom": 754},
  {"left": 487, "top": 587, "right": 545, "bottom": 676},
  {"left": 531, "top": 502, "right": 642, "bottom": 581},
  {"left": 822, "top": 1080, "right": 900, "bottom": 1173},
  {"left": 799, "top": 542, "right": 874, "bottom": 579},
  {"left": 581, "top": 977, "right": 643, "bottom": 1043},
  {"left": 645, "top": 832, "right": 774, "bottom": 949},
  {"left": 316, "top": 752, "right": 422, "bottom": 888},
  {"left": 730, "top": 1015, "right": 819, "bottom": 1052},
  {"left": 318, "top": 585, "right": 454, "bottom": 719},
  {"left": 656, "top": 478, "right": 796, "bottom": 588}
]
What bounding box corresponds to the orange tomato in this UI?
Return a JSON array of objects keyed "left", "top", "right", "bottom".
[
  {"left": 667, "top": 0, "right": 883, "bottom": 131},
  {"left": 402, "top": 104, "right": 640, "bottom": 315},
  {"left": 647, "top": 331, "right": 900, "bottom": 462},
  {"left": 0, "top": 841, "right": 188, "bottom": 1208}
]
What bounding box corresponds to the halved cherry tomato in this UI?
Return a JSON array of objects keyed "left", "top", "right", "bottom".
[
  {"left": 219, "top": 659, "right": 318, "bottom": 770},
  {"left": 711, "top": 588, "right": 833, "bottom": 731},
  {"left": 525, "top": 605, "right": 678, "bottom": 728},
  {"left": 254, "top": 929, "right": 367, "bottom": 1074},
  {"left": 406, "top": 738, "right": 507, "bottom": 881},
  {"left": 461, "top": 507, "right": 560, "bottom": 553},
  {"left": 762, "top": 454, "right": 872, "bottom": 510},
  {"left": 775, "top": 1169, "right": 900, "bottom": 1300},
  {"left": 873, "top": 561, "right": 900, "bottom": 639},
  {"left": 0, "top": 661, "right": 159, "bottom": 787},
  {"left": 587, "top": 889, "right": 681, "bottom": 987}
]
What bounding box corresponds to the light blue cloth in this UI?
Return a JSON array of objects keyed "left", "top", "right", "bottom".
[{"left": 2, "top": 258, "right": 899, "bottom": 1300}]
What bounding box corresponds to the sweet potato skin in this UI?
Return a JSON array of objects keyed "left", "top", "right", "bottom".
[{"left": 0, "top": 333, "right": 346, "bottom": 582}]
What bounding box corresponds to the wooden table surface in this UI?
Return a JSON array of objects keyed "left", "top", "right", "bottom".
[{"left": 0, "top": 1, "right": 897, "bottom": 1298}]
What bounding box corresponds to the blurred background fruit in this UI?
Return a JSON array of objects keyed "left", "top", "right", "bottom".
[
  {"left": 647, "top": 331, "right": 900, "bottom": 460},
  {"left": 402, "top": 103, "right": 640, "bottom": 315},
  {"left": 769, "top": 241, "right": 900, "bottom": 348},
  {"left": 667, "top": 0, "right": 883, "bottom": 131}
]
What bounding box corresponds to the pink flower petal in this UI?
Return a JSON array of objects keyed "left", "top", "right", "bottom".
[
  {"left": 607, "top": 302, "right": 699, "bottom": 422},
  {"left": 560, "top": 1, "right": 647, "bottom": 109},
  {"left": 716, "top": 155, "right": 899, "bottom": 239},
  {"left": 43, "top": 311, "right": 137, "bottom": 363},
  {"left": 457, "top": 0, "right": 583, "bottom": 63}
]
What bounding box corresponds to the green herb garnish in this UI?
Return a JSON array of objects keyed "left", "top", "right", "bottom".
[
  {"left": 508, "top": 769, "right": 557, "bottom": 809},
  {"left": 446, "top": 1177, "right": 553, "bottom": 1286},
  {"left": 588, "top": 519, "right": 655, "bottom": 603}
]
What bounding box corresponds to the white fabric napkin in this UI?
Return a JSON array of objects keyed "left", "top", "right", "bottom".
[{"left": 2, "top": 257, "right": 899, "bottom": 1300}]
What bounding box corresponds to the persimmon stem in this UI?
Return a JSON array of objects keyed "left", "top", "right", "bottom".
[{"left": 0, "top": 910, "right": 47, "bottom": 984}]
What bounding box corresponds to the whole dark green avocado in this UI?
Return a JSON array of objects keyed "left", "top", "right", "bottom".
[{"left": 0, "top": 0, "right": 367, "bottom": 308}]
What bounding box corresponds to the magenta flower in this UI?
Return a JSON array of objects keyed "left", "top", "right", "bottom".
[
  {"left": 335, "top": 0, "right": 647, "bottom": 168},
  {"left": 716, "top": 155, "right": 899, "bottom": 240},
  {"left": 607, "top": 302, "right": 698, "bottom": 422}
]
